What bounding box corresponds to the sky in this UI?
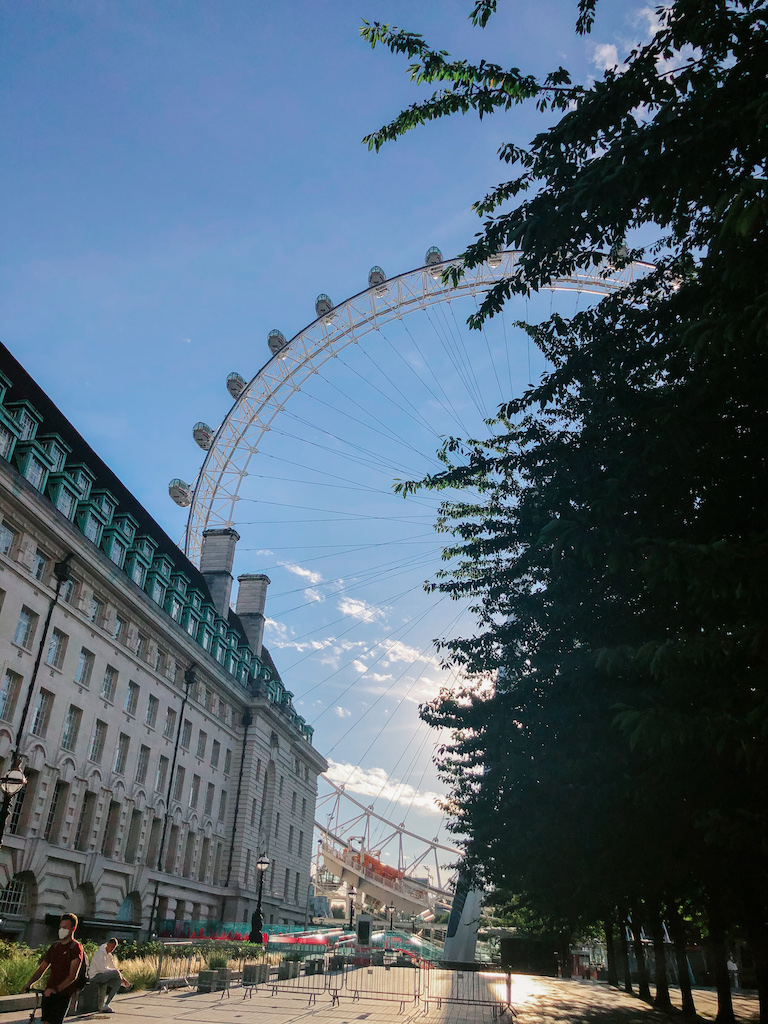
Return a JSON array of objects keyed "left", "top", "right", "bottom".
[{"left": 1, "top": 0, "right": 656, "bottom": 874}]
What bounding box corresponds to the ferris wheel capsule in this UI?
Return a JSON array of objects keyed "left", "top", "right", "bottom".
[
  {"left": 487, "top": 252, "right": 503, "bottom": 268},
  {"left": 268, "top": 329, "right": 287, "bottom": 355},
  {"left": 425, "top": 246, "right": 444, "bottom": 279},
  {"left": 315, "top": 293, "right": 334, "bottom": 318},
  {"left": 227, "top": 372, "right": 247, "bottom": 399},
  {"left": 193, "top": 422, "right": 214, "bottom": 450},
  {"left": 368, "top": 266, "right": 387, "bottom": 296},
  {"left": 169, "top": 478, "right": 193, "bottom": 507}
]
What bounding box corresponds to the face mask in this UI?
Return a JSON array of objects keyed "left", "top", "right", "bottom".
[{"left": 58, "top": 928, "right": 70, "bottom": 940}]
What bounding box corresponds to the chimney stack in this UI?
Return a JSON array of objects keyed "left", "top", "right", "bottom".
[
  {"left": 235, "top": 573, "right": 271, "bottom": 657},
  {"left": 199, "top": 528, "right": 240, "bottom": 619}
]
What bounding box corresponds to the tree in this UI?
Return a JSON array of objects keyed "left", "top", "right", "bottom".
[{"left": 364, "top": 2, "right": 768, "bottom": 1020}]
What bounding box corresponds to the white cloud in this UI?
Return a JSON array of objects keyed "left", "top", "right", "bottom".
[
  {"left": 264, "top": 618, "right": 295, "bottom": 644},
  {"left": 324, "top": 760, "right": 444, "bottom": 815},
  {"left": 592, "top": 43, "right": 622, "bottom": 71},
  {"left": 338, "top": 597, "right": 385, "bottom": 623},
  {"left": 334, "top": 707, "right": 352, "bottom": 718},
  {"left": 304, "top": 588, "right": 324, "bottom": 603},
  {"left": 353, "top": 659, "right": 368, "bottom": 673},
  {"left": 279, "top": 561, "right": 323, "bottom": 585},
  {"left": 382, "top": 639, "right": 428, "bottom": 666}
]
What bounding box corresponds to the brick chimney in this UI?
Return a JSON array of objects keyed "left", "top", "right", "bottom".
[
  {"left": 199, "top": 528, "right": 240, "bottom": 619},
  {"left": 235, "top": 573, "right": 271, "bottom": 657}
]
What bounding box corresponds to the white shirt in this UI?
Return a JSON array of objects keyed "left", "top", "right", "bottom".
[{"left": 89, "top": 944, "right": 118, "bottom": 977}]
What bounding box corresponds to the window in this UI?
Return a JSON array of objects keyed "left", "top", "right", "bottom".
[
  {"left": 274, "top": 811, "right": 280, "bottom": 838},
  {"left": 31, "top": 688, "right": 53, "bottom": 737},
  {"left": 135, "top": 744, "right": 150, "bottom": 784},
  {"left": 180, "top": 719, "right": 192, "bottom": 750},
  {"left": 56, "top": 488, "right": 76, "bottom": 519},
  {"left": 125, "top": 680, "right": 140, "bottom": 716},
  {"left": 89, "top": 720, "right": 107, "bottom": 763},
  {"left": 279, "top": 776, "right": 284, "bottom": 798},
  {"left": 201, "top": 631, "right": 212, "bottom": 651},
  {"left": 196, "top": 730, "right": 207, "bottom": 759},
  {"left": 250, "top": 798, "right": 257, "bottom": 827},
  {"left": 59, "top": 578, "right": 75, "bottom": 604},
  {"left": 0, "top": 424, "right": 14, "bottom": 459},
  {"left": 291, "top": 791, "right": 297, "bottom": 813},
  {"left": 204, "top": 687, "right": 212, "bottom": 710},
  {"left": 100, "top": 665, "right": 117, "bottom": 702},
  {"left": 74, "top": 647, "right": 94, "bottom": 687},
  {"left": 204, "top": 783, "right": 215, "bottom": 816},
  {"left": 13, "top": 606, "right": 38, "bottom": 650},
  {"left": 109, "top": 539, "right": 125, "bottom": 566},
  {"left": 284, "top": 868, "right": 290, "bottom": 900},
  {"left": 26, "top": 456, "right": 45, "bottom": 489},
  {"left": 302, "top": 797, "right": 307, "bottom": 818},
  {"left": 46, "top": 628, "right": 68, "bottom": 670},
  {"left": 136, "top": 632, "right": 148, "bottom": 660},
  {"left": 154, "top": 648, "right": 166, "bottom": 674},
  {"left": 186, "top": 617, "right": 196, "bottom": 637},
  {"left": 88, "top": 595, "right": 104, "bottom": 625},
  {"left": 219, "top": 701, "right": 229, "bottom": 725},
  {"left": 114, "top": 733, "right": 130, "bottom": 774},
  {"left": 83, "top": 514, "right": 100, "bottom": 543},
  {"left": 294, "top": 873, "right": 300, "bottom": 904},
  {"left": 218, "top": 790, "right": 227, "bottom": 822},
  {"left": 33, "top": 550, "right": 49, "bottom": 581},
  {"left": 18, "top": 410, "right": 36, "bottom": 440},
  {"left": 298, "top": 831, "right": 304, "bottom": 857},
  {"left": 211, "top": 740, "right": 220, "bottom": 769},
  {"left": 172, "top": 765, "right": 185, "bottom": 802},
  {"left": 170, "top": 598, "right": 182, "bottom": 621},
  {"left": 131, "top": 561, "right": 145, "bottom": 587},
  {"left": 0, "top": 670, "right": 21, "bottom": 722},
  {"left": 224, "top": 748, "right": 232, "bottom": 776},
  {"left": 288, "top": 825, "right": 294, "bottom": 852},
  {"left": 145, "top": 694, "right": 158, "bottom": 728},
  {"left": 151, "top": 580, "right": 165, "bottom": 605},
  {"left": 0, "top": 521, "right": 17, "bottom": 555},
  {"left": 155, "top": 755, "right": 169, "bottom": 792},
  {"left": 112, "top": 614, "right": 126, "bottom": 641},
  {"left": 190, "top": 774, "right": 201, "bottom": 809},
  {"left": 162, "top": 707, "right": 177, "bottom": 739},
  {"left": 61, "top": 705, "right": 82, "bottom": 751},
  {"left": 43, "top": 780, "right": 68, "bottom": 843},
  {"left": 74, "top": 791, "right": 97, "bottom": 851}
]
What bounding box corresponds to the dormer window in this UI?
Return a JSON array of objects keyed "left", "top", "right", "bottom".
[
  {"left": 26, "top": 456, "right": 46, "bottom": 490},
  {"left": 18, "top": 410, "right": 36, "bottom": 441},
  {"left": 109, "top": 538, "right": 126, "bottom": 567},
  {"left": 131, "top": 562, "right": 145, "bottom": 587},
  {"left": 170, "top": 597, "right": 182, "bottom": 622},
  {"left": 56, "top": 488, "right": 76, "bottom": 519},
  {"left": 0, "top": 424, "right": 15, "bottom": 460},
  {"left": 83, "top": 513, "right": 101, "bottom": 543}
]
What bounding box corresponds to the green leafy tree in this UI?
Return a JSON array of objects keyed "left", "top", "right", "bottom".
[{"left": 364, "top": 2, "right": 768, "bottom": 1021}]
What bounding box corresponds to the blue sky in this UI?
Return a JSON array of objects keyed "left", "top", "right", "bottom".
[{"left": 1, "top": 0, "right": 653, "bottom": 868}]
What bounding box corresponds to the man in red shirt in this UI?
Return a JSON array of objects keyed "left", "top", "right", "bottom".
[{"left": 24, "top": 913, "right": 84, "bottom": 1024}]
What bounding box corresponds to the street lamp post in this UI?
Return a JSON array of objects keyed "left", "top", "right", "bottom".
[
  {"left": 348, "top": 886, "right": 356, "bottom": 931},
  {"left": 387, "top": 902, "right": 395, "bottom": 931},
  {"left": 250, "top": 853, "right": 270, "bottom": 943}
]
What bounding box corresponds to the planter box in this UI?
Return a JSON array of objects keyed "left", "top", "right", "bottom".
[
  {"left": 243, "top": 964, "right": 270, "bottom": 985},
  {"left": 329, "top": 956, "right": 346, "bottom": 971},
  {"left": 305, "top": 959, "right": 325, "bottom": 976},
  {"left": 197, "top": 970, "right": 218, "bottom": 994},
  {"left": 216, "top": 969, "right": 233, "bottom": 991},
  {"left": 277, "top": 961, "right": 301, "bottom": 980}
]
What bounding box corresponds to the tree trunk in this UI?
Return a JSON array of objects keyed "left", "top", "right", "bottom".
[
  {"left": 560, "top": 931, "right": 573, "bottom": 979},
  {"left": 668, "top": 910, "right": 696, "bottom": 1017},
  {"left": 707, "top": 904, "right": 735, "bottom": 1024},
  {"left": 650, "top": 912, "right": 673, "bottom": 1010},
  {"left": 619, "top": 917, "right": 633, "bottom": 994},
  {"left": 630, "top": 903, "right": 652, "bottom": 1002},
  {"left": 604, "top": 917, "right": 619, "bottom": 988},
  {"left": 743, "top": 895, "right": 768, "bottom": 1024}
]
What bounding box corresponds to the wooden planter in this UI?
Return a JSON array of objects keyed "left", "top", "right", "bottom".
[
  {"left": 197, "top": 969, "right": 218, "bottom": 993},
  {"left": 277, "top": 961, "right": 301, "bottom": 980},
  {"left": 242, "top": 963, "right": 270, "bottom": 985}
]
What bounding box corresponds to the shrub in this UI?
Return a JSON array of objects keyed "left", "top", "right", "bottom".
[
  {"left": 0, "top": 951, "right": 39, "bottom": 996},
  {"left": 119, "top": 957, "right": 158, "bottom": 991}
]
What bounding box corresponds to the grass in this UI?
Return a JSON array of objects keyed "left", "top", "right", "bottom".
[{"left": 118, "top": 956, "right": 158, "bottom": 991}]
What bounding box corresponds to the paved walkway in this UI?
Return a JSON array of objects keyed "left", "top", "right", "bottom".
[{"left": 1, "top": 976, "right": 760, "bottom": 1024}]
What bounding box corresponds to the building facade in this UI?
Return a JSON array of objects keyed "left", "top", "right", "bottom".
[{"left": 0, "top": 343, "right": 326, "bottom": 944}]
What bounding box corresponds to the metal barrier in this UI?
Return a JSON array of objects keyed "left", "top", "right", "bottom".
[
  {"left": 422, "top": 967, "right": 515, "bottom": 1019},
  {"left": 267, "top": 959, "right": 328, "bottom": 1005}
]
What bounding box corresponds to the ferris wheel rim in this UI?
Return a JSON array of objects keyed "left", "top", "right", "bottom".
[{"left": 181, "top": 250, "right": 655, "bottom": 564}]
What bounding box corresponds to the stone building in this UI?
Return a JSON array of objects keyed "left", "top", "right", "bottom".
[{"left": 0, "top": 342, "right": 326, "bottom": 944}]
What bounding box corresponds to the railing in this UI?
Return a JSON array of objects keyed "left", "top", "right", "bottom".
[{"left": 321, "top": 843, "right": 429, "bottom": 902}]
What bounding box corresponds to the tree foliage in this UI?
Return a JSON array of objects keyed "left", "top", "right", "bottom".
[{"left": 364, "top": 1, "right": 768, "bottom": 1018}]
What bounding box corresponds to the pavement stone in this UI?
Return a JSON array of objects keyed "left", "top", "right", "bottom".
[{"left": 0, "top": 975, "right": 759, "bottom": 1024}]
